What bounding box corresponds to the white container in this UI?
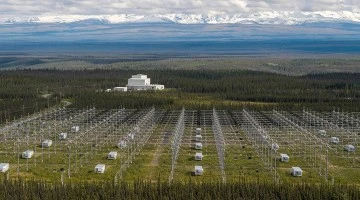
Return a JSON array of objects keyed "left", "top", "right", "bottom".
[
  {"left": 71, "top": 126, "right": 79, "bottom": 133},
  {"left": 280, "top": 153, "right": 289, "bottom": 162},
  {"left": 271, "top": 143, "right": 280, "bottom": 151},
  {"left": 345, "top": 144, "right": 355, "bottom": 152},
  {"left": 194, "top": 165, "right": 203, "bottom": 175},
  {"left": 195, "top": 142, "right": 203, "bottom": 150},
  {"left": 196, "top": 128, "right": 201, "bottom": 134},
  {"left": 195, "top": 152, "right": 203, "bottom": 161},
  {"left": 42, "top": 140, "right": 52, "bottom": 148},
  {"left": 59, "top": 132, "right": 67, "bottom": 140},
  {"left": 108, "top": 151, "right": 117, "bottom": 160},
  {"left": 118, "top": 140, "right": 127, "bottom": 149},
  {"left": 319, "top": 130, "right": 326, "bottom": 136},
  {"left": 195, "top": 135, "right": 202, "bottom": 142},
  {"left": 22, "top": 150, "right": 34, "bottom": 159},
  {"left": 291, "top": 167, "right": 302, "bottom": 177},
  {"left": 0, "top": 163, "right": 9, "bottom": 173},
  {"left": 127, "top": 133, "right": 134, "bottom": 140},
  {"left": 95, "top": 164, "right": 106, "bottom": 173},
  {"left": 330, "top": 137, "right": 340, "bottom": 144}
]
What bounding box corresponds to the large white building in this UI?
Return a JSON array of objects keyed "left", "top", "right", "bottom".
[{"left": 127, "top": 74, "right": 164, "bottom": 91}]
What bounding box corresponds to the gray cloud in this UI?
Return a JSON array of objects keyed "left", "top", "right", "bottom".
[{"left": 0, "top": 0, "right": 359, "bottom": 17}]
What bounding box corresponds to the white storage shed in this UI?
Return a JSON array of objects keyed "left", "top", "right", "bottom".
[
  {"left": 71, "top": 126, "right": 80, "bottom": 133},
  {"left": 59, "top": 132, "right": 67, "bottom": 140},
  {"left": 195, "top": 135, "right": 202, "bottom": 142},
  {"left": 42, "top": 140, "right": 52, "bottom": 148},
  {"left": 118, "top": 140, "right": 127, "bottom": 149},
  {"left": 330, "top": 137, "right": 340, "bottom": 144},
  {"left": 0, "top": 163, "right": 9, "bottom": 173},
  {"left": 113, "top": 87, "right": 127, "bottom": 92},
  {"left": 195, "top": 152, "right": 203, "bottom": 161},
  {"left": 196, "top": 128, "right": 201, "bottom": 134},
  {"left": 345, "top": 144, "right": 355, "bottom": 152},
  {"left": 194, "top": 166, "right": 203, "bottom": 176},
  {"left": 22, "top": 150, "right": 34, "bottom": 159},
  {"left": 291, "top": 167, "right": 303, "bottom": 177},
  {"left": 195, "top": 142, "right": 203, "bottom": 150},
  {"left": 95, "top": 164, "right": 106, "bottom": 174},
  {"left": 108, "top": 151, "right": 118, "bottom": 160},
  {"left": 280, "top": 154, "right": 289, "bottom": 162}
]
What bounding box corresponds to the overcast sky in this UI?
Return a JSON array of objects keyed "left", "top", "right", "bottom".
[{"left": 1, "top": 0, "right": 359, "bottom": 16}]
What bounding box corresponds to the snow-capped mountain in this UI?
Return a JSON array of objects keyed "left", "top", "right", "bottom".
[{"left": 1, "top": 11, "right": 360, "bottom": 25}]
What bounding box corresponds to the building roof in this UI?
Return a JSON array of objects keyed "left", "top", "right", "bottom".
[
  {"left": 0, "top": 163, "right": 9, "bottom": 168},
  {"left": 292, "top": 167, "right": 302, "bottom": 171},
  {"left": 195, "top": 165, "right": 203, "bottom": 170},
  {"left": 127, "top": 84, "right": 163, "bottom": 87},
  {"left": 132, "top": 74, "right": 147, "bottom": 78},
  {"left": 95, "top": 164, "right": 105, "bottom": 168}
]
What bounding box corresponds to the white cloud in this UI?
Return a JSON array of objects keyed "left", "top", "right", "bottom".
[{"left": 0, "top": 0, "right": 359, "bottom": 17}]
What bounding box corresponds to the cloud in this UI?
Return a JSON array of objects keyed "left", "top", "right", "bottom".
[{"left": 0, "top": 0, "right": 359, "bottom": 17}]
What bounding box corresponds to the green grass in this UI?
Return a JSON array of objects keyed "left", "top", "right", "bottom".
[{"left": 1, "top": 116, "right": 360, "bottom": 185}]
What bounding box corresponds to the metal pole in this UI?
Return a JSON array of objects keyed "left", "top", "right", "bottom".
[
  {"left": 325, "top": 149, "right": 328, "bottom": 181},
  {"left": 17, "top": 140, "right": 20, "bottom": 175},
  {"left": 274, "top": 150, "right": 277, "bottom": 184},
  {"left": 68, "top": 146, "right": 71, "bottom": 178}
]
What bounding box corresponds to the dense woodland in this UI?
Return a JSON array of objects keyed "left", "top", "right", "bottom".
[
  {"left": 0, "top": 69, "right": 359, "bottom": 123},
  {"left": 0, "top": 178, "right": 359, "bottom": 200}
]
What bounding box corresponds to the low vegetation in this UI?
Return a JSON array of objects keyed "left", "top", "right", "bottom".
[{"left": 1, "top": 178, "right": 359, "bottom": 200}]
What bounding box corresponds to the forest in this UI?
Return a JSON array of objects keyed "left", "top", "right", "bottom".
[
  {"left": 0, "top": 68, "right": 359, "bottom": 123},
  {"left": 1, "top": 178, "right": 359, "bottom": 200}
]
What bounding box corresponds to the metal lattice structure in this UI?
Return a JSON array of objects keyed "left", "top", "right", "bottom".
[
  {"left": 169, "top": 108, "right": 185, "bottom": 183},
  {"left": 114, "top": 107, "right": 156, "bottom": 183},
  {"left": 240, "top": 109, "right": 279, "bottom": 182},
  {"left": 1, "top": 107, "right": 360, "bottom": 183},
  {"left": 212, "top": 108, "right": 226, "bottom": 183}
]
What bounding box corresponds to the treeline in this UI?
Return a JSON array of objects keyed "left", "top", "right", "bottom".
[
  {"left": 0, "top": 178, "right": 359, "bottom": 200},
  {"left": 71, "top": 91, "right": 174, "bottom": 109},
  {"left": 0, "top": 69, "right": 359, "bottom": 122}
]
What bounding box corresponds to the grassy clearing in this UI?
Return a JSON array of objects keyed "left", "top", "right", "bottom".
[{"left": 0, "top": 110, "right": 360, "bottom": 185}]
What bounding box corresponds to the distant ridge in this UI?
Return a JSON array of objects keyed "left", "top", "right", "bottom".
[{"left": 2, "top": 11, "right": 360, "bottom": 25}]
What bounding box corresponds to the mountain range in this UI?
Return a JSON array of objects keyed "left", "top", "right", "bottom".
[{"left": 2, "top": 11, "right": 360, "bottom": 25}]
